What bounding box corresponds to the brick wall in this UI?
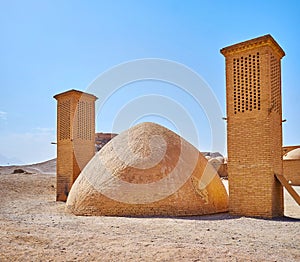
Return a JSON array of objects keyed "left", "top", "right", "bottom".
[
  {"left": 221, "top": 35, "right": 285, "bottom": 218},
  {"left": 283, "top": 160, "right": 300, "bottom": 185},
  {"left": 54, "top": 90, "right": 97, "bottom": 201}
]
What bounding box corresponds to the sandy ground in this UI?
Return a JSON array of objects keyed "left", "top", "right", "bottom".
[{"left": 0, "top": 170, "right": 299, "bottom": 261}]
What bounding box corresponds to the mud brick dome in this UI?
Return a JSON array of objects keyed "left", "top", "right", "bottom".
[{"left": 66, "top": 122, "right": 228, "bottom": 216}]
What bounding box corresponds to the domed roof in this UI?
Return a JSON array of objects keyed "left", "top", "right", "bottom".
[
  {"left": 66, "top": 122, "right": 228, "bottom": 216},
  {"left": 284, "top": 148, "right": 300, "bottom": 160}
]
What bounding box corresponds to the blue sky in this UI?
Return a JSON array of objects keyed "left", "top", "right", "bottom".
[{"left": 0, "top": 0, "right": 299, "bottom": 164}]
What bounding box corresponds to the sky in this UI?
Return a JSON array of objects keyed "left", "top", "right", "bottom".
[{"left": 0, "top": 0, "right": 299, "bottom": 165}]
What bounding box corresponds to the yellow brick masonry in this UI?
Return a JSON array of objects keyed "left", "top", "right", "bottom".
[
  {"left": 283, "top": 160, "right": 300, "bottom": 185},
  {"left": 54, "top": 35, "right": 291, "bottom": 218},
  {"left": 282, "top": 146, "right": 300, "bottom": 185},
  {"left": 54, "top": 90, "right": 97, "bottom": 201},
  {"left": 221, "top": 35, "right": 285, "bottom": 218}
]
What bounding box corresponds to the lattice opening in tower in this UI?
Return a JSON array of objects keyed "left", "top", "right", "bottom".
[{"left": 233, "top": 52, "right": 261, "bottom": 114}]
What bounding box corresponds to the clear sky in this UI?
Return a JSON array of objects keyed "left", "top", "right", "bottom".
[{"left": 0, "top": 0, "right": 299, "bottom": 165}]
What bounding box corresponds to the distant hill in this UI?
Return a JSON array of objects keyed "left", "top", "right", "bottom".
[{"left": 0, "top": 158, "right": 56, "bottom": 175}]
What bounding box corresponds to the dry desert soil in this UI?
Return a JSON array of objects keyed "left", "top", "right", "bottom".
[{"left": 0, "top": 161, "right": 299, "bottom": 261}]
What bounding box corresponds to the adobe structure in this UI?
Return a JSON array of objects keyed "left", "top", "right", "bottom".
[
  {"left": 66, "top": 122, "right": 229, "bottom": 216},
  {"left": 283, "top": 147, "right": 300, "bottom": 185},
  {"left": 221, "top": 34, "right": 285, "bottom": 217},
  {"left": 95, "top": 132, "right": 118, "bottom": 151},
  {"left": 55, "top": 34, "right": 299, "bottom": 218},
  {"left": 54, "top": 90, "right": 97, "bottom": 201}
]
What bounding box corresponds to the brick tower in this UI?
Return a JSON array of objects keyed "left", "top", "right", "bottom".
[
  {"left": 221, "top": 35, "right": 285, "bottom": 217},
  {"left": 54, "top": 90, "right": 97, "bottom": 201}
]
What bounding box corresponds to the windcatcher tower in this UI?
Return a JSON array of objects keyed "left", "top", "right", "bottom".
[
  {"left": 221, "top": 35, "right": 285, "bottom": 218},
  {"left": 54, "top": 90, "right": 97, "bottom": 201}
]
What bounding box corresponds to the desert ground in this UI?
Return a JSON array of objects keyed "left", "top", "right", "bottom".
[{"left": 0, "top": 161, "right": 299, "bottom": 261}]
